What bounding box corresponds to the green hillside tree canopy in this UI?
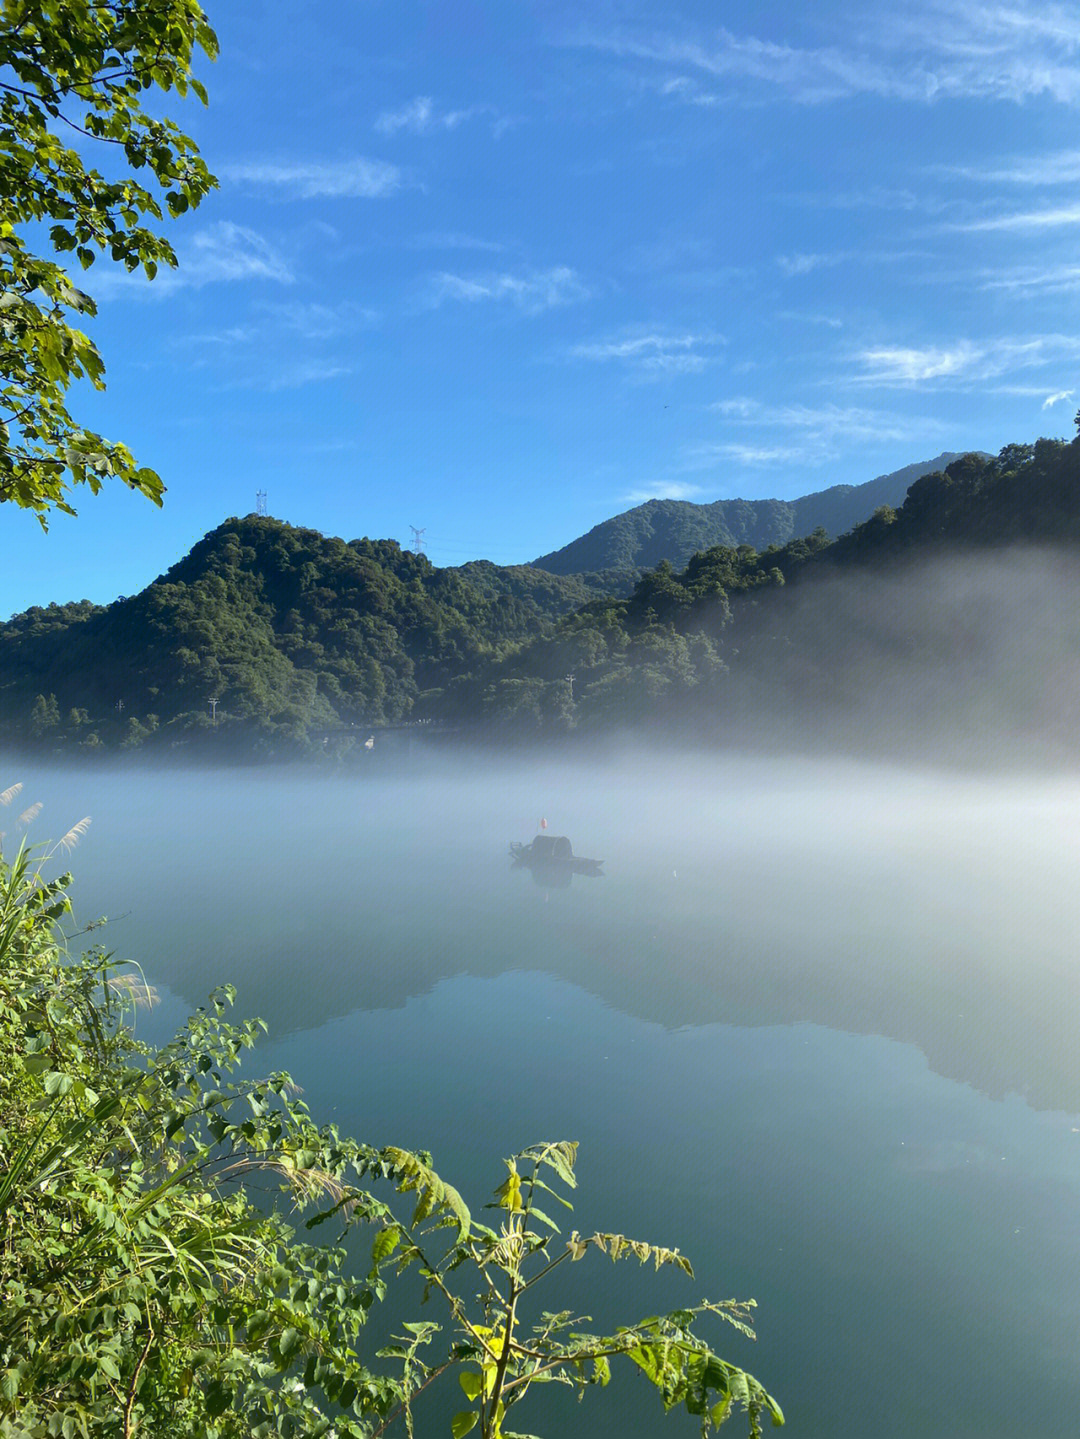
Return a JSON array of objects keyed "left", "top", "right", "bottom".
[{"left": 0, "top": 0, "right": 217, "bottom": 525}]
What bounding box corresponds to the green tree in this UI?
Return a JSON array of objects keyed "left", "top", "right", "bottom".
[
  {"left": 28, "top": 690, "right": 59, "bottom": 738},
  {"left": 0, "top": 0, "right": 218, "bottom": 524}
]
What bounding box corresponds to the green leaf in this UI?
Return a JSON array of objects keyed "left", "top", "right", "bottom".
[
  {"left": 451, "top": 1412, "right": 478, "bottom": 1438},
  {"left": 372, "top": 1225, "right": 401, "bottom": 1267},
  {"left": 459, "top": 1371, "right": 482, "bottom": 1400},
  {"left": 205, "top": 1379, "right": 232, "bottom": 1416}
]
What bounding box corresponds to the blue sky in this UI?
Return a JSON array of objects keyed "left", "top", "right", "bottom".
[{"left": 6, "top": 0, "right": 1080, "bottom": 614}]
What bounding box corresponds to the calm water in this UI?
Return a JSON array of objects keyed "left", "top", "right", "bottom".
[{"left": 7, "top": 749, "right": 1080, "bottom": 1437}]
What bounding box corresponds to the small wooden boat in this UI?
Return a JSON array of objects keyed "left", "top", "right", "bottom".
[{"left": 509, "top": 834, "right": 604, "bottom": 878}]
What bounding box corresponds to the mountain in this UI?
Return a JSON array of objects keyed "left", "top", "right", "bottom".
[
  {"left": 530, "top": 452, "right": 977, "bottom": 575},
  {"left": 0, "top": 517, "right": 598, "bottom": 755},
  {"left": 5, "top": 439, "right": 1080, "bottom": 760}
]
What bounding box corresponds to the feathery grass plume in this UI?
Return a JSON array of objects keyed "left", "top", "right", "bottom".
[
  {"left": 17, "top": 802, "right": 43, "bottom": 827},
  {"left": 0, "top": 782, "right": 22, "bottom": 806},
  {"left": 56, "top": 817, "right": 91, "bottom": 854},
  {"left": 223, "top": 1157, "right": 353, "bottom": 1212},
  {"left": 104, "top": 972, "right": 159, "bottom": 1010}
]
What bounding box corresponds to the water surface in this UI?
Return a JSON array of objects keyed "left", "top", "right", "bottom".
[{"left": 7, "top": 750, "right": 1080, "bottom": 1437}]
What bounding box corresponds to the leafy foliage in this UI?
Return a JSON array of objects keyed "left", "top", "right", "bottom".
[{"left": 0, "top": 0, "right": 218, "bottom": 523}]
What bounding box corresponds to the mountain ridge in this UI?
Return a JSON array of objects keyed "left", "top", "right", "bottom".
[{"left": 530, "top": 452, "right": 978, "bottom": 575}]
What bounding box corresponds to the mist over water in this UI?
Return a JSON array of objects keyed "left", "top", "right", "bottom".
[{"left": 6, "top": 747, "right": 1080, "bottom": 1437}]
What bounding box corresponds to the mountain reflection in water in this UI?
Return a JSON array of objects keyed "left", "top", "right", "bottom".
[
  {"left": 9, "top": 750, "right": 1080, "bottom": 1438},
  {"left": 9, "top": 751, "right": 1080, "bottom": 1112}
]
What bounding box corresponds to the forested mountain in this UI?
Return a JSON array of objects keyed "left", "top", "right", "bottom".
[
  {"left": 530, "top": 452, "right": 974, "bottom": 575},
  {"left": 3, "top": 439, "right": 1079, "bottom": 760},
  {"left": 0, "top": 517, "right": 597, "bottom": 754}
]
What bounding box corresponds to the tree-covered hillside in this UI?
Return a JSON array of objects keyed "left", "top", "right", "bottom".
[
  {"left": 465, "top": 439, "right": 1080, "bottom": 754},
  {"left": 0, "top": 517, "right": 596, "bottom": 755},
  {"left": 530, "top": 452, "right": 973, "bottom": 575},
  {"left": 4, "top": 440, "right": 1080, "bottom": 759}
]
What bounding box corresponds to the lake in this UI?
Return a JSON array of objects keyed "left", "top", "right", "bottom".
[{"left": 6, "top": 747, "right": 1080, "bottom": 1438}]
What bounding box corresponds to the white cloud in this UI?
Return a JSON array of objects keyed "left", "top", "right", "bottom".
[
  {"left": 426, "top": 266, "right": 589, "bottom": 314},
  {"left": 706, "top": 400, "right": 939, "bottom": 459},
  {"left": 1042, "top": 388, "right": 1075, "bottom": 409},
  {"left": 688, "top": 442, "right": 809, "bottom": 467},
  {"left": 854, "top": 334, "right": 1080, "bottom": 386},
  {"left": 952, "top": 203, "right": 1080, "bottom": 232},
  {"left": 374, "top": 95, "right": 495, "bottom": 135},
  {"left": 568, "top": 3, "right": 1080, "bottom": 106},
  {"left": 222, "top": 158, "right": 402, "bottom": 199},
  {"left": 777, "top": 252, "right": 843, "bottom": 276},
  {"left": 570, "top": 331, "right": 719, "bottom": 375},
  {"left": 857, "top": 342, "right": 982, "bottom": 383},
  {"left": 940, "top": 148, "right": 1080, "bottom": 184},
  {"left": 264, "top": 361, "right": 353, "bottom": 391},
  {"left": 409, "top": 232, "right": 506, "bottom": 252},
  {"left": 256, "top": 300, "right": 379, "bottom": 339},
  {"left": 88, "top": 222, "right": 293, "bottom": 298},
  {"left": 622, "top": 481, "right": 707, "bottom": 502},
  {"left": 979, "top": 262, "right": 1080, "bottom": 294}
]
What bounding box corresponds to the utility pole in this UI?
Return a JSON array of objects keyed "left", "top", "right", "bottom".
[
  {"left": 565, "top": 672, "right": 575, "bottom": 701},
  {"left": 409, "top": 526, "right": 427, "bottom": 555},
  {"left": 209, "top": 696, "right": 218, "bottom": 725}
]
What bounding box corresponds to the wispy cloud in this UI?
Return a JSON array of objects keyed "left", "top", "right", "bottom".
[
  {"left": 375, "top": 95, "right": 506, "bottom": 136},
  {"left": 568, "top": 4, "right": 1080, "bottom": 106},
  {"left": 681, "top": 396, "right": 951, "bottom": 471},
  {"left": 408, "top": 231, "right": 506, "bottom": 253},
  {"left": 425, "top": 266, "right": 589, "bottom": 314},
  {"left": 263, "top": 361, "right": 353, "bottom": 391},
  {"left": 857, "top": 342, "right": 983, "bottom": 383},
  {"left": 938, "top": 148, "right": 1080, "bottom": 185},
  {"left": 707, "top": 399, "right": 936, "bottom": 455},
  {"left": 777, "top": 252, "right": 845, "bottom": 276},
  {"left": 1042, "top": 388, "right": 1075, "bottom": 409},
  {"left": 256, "top": 300, "right": 379, "bottom": 339},
  {"left": 854, "top": 334, "right": 1080, "bottom": 386},
  {"left": 950, "top": 203, "right": 1080, "bottom": 232},
  {"left": 979, "top": 262, "right": 1080, "bottom": 294},
  {"left": 221, "top": 158, "right": 402, "bottom": 199},
  {"left": 89, "top": 222, "right": 293, "bottom": 298},
  {"left": 686, "top": 441, "right": 809, "bottom": 469},
  {"left": 570, "top": 330, "right": 721, "bottom": 376}
]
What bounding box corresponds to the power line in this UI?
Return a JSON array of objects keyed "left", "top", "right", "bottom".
[{"left": 409, "top": 526, "right": 427, "bottom": 555}]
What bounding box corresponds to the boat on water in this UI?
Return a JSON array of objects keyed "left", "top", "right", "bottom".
[{"left": 509, "top": 834, "right": 604, "bottom": 882}]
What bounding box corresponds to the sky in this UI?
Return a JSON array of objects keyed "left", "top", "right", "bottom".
[{"left": 6, "top": 0, "right": 1080, "bottom": 614}]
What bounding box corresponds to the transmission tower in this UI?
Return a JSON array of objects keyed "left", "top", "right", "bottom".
[
  {"left": 409, "top": 526, "right": 427, "bottom": 555},
  {"left": 256, "top": 489, "right": 267, "bottom": 516}
]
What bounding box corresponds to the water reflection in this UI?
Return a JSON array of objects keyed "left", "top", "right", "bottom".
[
  {"left": 10, "top": 751, "right": 1080, "bottom": 1112},
  {"left": 510, "top": 832, "right": 604, "bottom": 888}
]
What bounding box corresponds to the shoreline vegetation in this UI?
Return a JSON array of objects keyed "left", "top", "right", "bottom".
[
  {"left": 0, "top": 811, "right": 782, "bottom": 1437},
  {"left": 3, "top": 440, "right": 1080, "bottom": 766}
]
